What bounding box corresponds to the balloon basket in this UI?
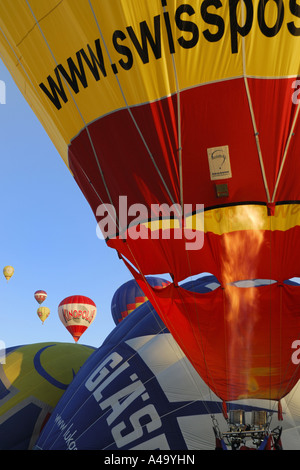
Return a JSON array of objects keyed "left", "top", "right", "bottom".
[{"left": 213, "top": 410, "right": 283, "bottom": 450}]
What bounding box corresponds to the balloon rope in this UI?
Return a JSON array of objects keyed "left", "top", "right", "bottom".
[
  {"left": 160, "top": 1, "right": 183, "bottom": 210},
  {"left": 79, "top": 166, "right": 123, "bottom": 234},
  {"left": 241, "top": 2, "right": 271, "bottom": 204},
  {"left": 272, "top": 99, "right": 300, "bottom": 203},
  {"left": 279, "top": 282, "right": 283, "bottom": 403},
  {"left": 268, "top": 214, "right": 273, "bottom": 410}
]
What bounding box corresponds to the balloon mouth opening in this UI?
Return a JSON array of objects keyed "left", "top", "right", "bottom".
[{"left": 177, "top": 273, "right": 300, "bottom": 293}]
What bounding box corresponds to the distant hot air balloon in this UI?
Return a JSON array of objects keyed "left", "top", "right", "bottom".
[
  {"left": 58, "top": 295, "right": 97, "bottom": 342},
  {"left": 3, "top": 266, "right": 14, "bottom": 282},
  {"left": 34, "top": 290, "right": 47, "bottom": 305},
  {"left": 111, "top": 276, "right": 170, "bottom": 325},
  {"left": 37, "top": 306, "right": 50, "bottom": 325}
]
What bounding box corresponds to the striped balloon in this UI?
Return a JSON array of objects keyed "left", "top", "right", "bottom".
[
  {"left": 34, "top": 290, "right": 47, "bottom": 305},
  {"left": 111, "top": 277, "right": 170, "bottom": 325},
  {"left": 58, "top": 295, "right": 97, "bottom": 342}
]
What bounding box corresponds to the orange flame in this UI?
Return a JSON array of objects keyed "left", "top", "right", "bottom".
[{"left": 221, "top": 205, "right": 265, "bottom": 398}]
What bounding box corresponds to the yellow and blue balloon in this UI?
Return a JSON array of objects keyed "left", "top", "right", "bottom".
[{"left": 0, "top": 342, "right": 95, "bottom": 449}]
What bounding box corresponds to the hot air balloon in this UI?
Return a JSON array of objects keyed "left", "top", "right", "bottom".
[
  {"left": 2, "top": 0, "right": 300, "bottom": 447},
  {"left": 34, "top": 290, "right": 47, "bottom": 305},
  {"left": 0, "top": 342, "right": 95, "bottom": 450},
  {"left": 37, "top": 306, "right": 50, "bottom": 325},
  {"left": 34, "top": 277, "right": 300, "bottom": 451},
  {"left": 58, "top": 295, "right": 96, "bottom": 342},
  {"left": 3, "top": 265, "right": 14, "bottom": 282},
  {"left": 111, "top": 276, "right": 170, "bottom": 325}
]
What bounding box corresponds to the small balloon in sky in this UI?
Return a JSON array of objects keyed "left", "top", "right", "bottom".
[
  {"left": 37, "top": 306, "right": 50, "bottom": 325},
  {"left": 34, "top": 290, "right": 47, "bottom": 305},
  {"left": 3, "top": 265, "right": 14, "bottom": 282}
]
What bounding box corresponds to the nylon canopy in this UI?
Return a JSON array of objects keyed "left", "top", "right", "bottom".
[{"left": 1, "top": 0, "right": 300, "bottom": 403}]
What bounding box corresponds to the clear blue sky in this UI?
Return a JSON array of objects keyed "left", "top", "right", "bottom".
[{"left": 0, "top": 58, "right": 132, "bottom": 349}]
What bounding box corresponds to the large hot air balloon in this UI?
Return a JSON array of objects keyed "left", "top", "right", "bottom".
[
  {"left": 111, "top": 276, "right": 170, "bottom": 325},
  {"left": 0, "top": 342, "right": 95, "bottom": 450},
  {"left": 2, "top": 0, "right": 300, "bottom": 443},
  {"left": 34, "top": 277, "right": 300, "bottom": 450},
  {"left": 34, "top": 290, "right": 47, "bottom": 305},
  {"left": 58, "top": 295, "right": 97, "bottom": 342},
  {"left": 3, "top": 266, "right": 14, "bottom": 282}
]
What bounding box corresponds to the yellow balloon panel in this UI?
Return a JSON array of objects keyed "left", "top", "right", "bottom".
[
  {"left": 1, "top": 343, "right": 94, "bottom": 413},
  {"left": 37, "top": 306, "right": 50, "bottom": 324},
  {"left": 0, "top": 342, "right": 95, "bottom": 449},
  {"left": 1, "top": 342, "right": 94, "bottom": 410},
  {"left": 1, "top": 0, "right": 300, "bottom": 172},
  {"left": 3, "top": 266, "right": 14, "bottom": 281},
  {"left": 245, "top": 3, "right": 300, "bottom": 76}
]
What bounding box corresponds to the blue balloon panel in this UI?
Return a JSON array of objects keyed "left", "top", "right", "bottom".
[{"left": 111, "top": 276, "right": 170, "bottom": 325}]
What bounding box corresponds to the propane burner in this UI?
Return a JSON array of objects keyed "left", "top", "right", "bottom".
[{"left": 213, "top": 409, "right": 282, "bottom": 450}]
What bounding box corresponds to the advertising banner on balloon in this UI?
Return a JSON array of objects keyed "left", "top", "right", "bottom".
[{"left": 58, "top": 295, "right": 97, "bottom": 342}]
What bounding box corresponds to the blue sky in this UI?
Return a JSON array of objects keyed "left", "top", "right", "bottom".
[{"left": 0, "top": 58, "right": 132, "bottom": 349}]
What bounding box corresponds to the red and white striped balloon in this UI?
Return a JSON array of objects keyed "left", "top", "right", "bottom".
[
  {"left": 34, "top": 290, "right": 47, "bottom": 305},
  {"left": 58, "top": 295, "right": 97, "bottom": 342}
]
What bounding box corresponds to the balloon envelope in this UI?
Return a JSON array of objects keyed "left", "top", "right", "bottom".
[
  {"left": 0, "top": 342, "right": 95, "bottom": 450},
  {"left": 111, "top": 276, "right": 170, "bottom": 325},
  {"left": 58, "top": 295, "right": 97, "bottom": 342},
  {"left": 34, "top": 290, "right": 47, "bottom": 305},
  {"left": 3, "top": 265, "right": 14, "bottom": 282},
  {"left": 2, "top": 2, "right": 300, "bottom": 403},
  {"left": 37, "top": 306, "right": 50, "bottom": 324}
]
